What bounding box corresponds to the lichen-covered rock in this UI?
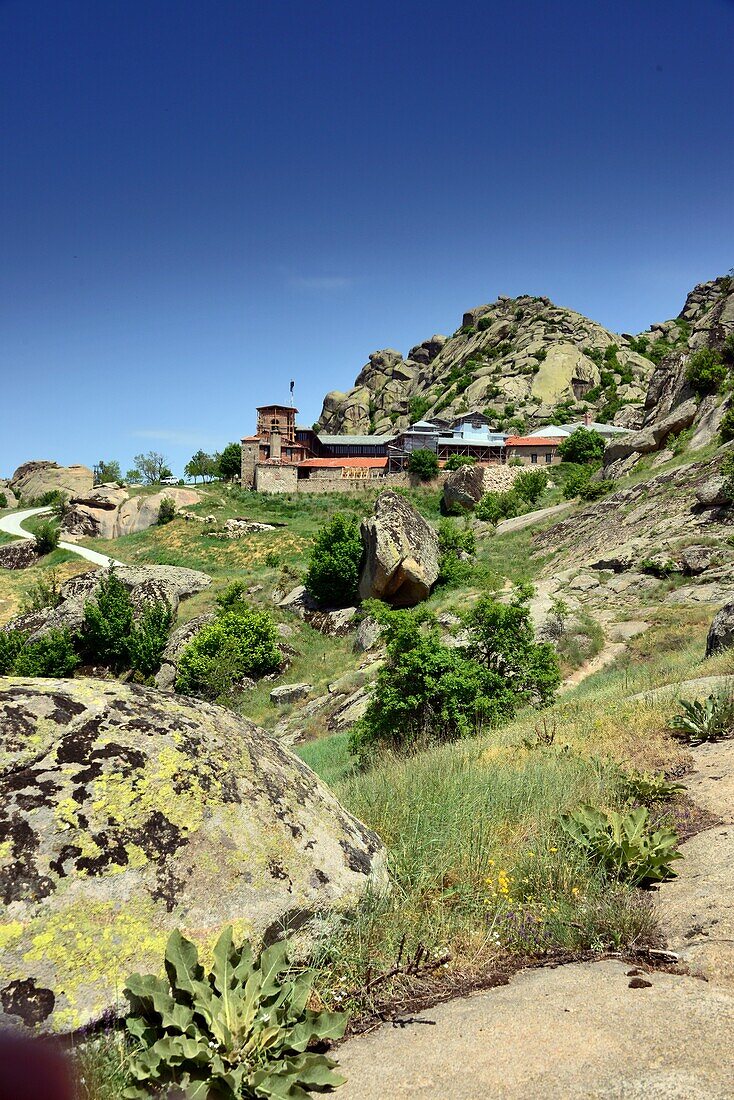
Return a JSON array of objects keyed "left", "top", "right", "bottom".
[
  {"left": 442, "top": 464, "right": 518, "bottom": 512},
  {"left": 5, "top": 564, "right": 211, "bottom": 641},
  {"left": 0, "top": 678, "right": 385, "bottom": 1033},
  {"left": 706, "top": 602, "right": 734, "bottom": 657},
  {"left": 270, "top": 683, "right": 312, "bottom": 704},
  {"left": 359, "top": 491, "right": 440, "bottom": 607},
  {"left": 9, "top": 461, "right": 93, "bottom": 503},
  {"left": 696, "top": 477, "right": 730, "bottom": 509},
  {"left": 0, "top": 541, "right": 39, "bottom": 570}
]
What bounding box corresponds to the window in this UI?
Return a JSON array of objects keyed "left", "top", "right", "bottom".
[
  {"left": 545, "top": 453, "right": 553, "bottom": 464},
  {"left": 531, "top": 453, "right": 538, "bottom": 464}
]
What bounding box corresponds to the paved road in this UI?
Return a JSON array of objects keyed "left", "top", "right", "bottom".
[{"left": 0, "top": 507, "right": 124, "bottom": 568}]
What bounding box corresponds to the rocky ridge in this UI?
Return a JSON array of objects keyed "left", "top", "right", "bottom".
[{"left": 318, "top": 294, "right": 656, "bottom": 435}]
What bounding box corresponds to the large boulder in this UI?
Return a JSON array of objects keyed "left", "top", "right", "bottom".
[
  {"left": 0, "top": 541, "right": 39, "bottom": 570},
  {"left": 0, "top": 678, "right": 385, "bottom": 1033},
  {"left": 9, "top": 461, "right": 93, "bottom": 503},
  {"left": 359, "top": 491, "right": 440, "bottom": 607},
  {"left": 0, "top": 481, "right": 18, "bottom": 509},
  {"left": 443, "top": 464, "right": 518, "bottom": 512},
  {"left": 5, "top": 564, "right": 211, "bottom": 641},
  {"left": 61, "top": 487, "right": 200, "bottom": 539},
  {"left": 706, "top": 602, "right": 734, "bottom": 657}
]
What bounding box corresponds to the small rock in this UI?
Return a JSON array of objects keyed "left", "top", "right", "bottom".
[
  {"left": 307, "top": 606, "right": 358, "bottom": 637},
  {"left": 270, "top": 683, "right": 312, "bottom": 704},
  {"left": 278, "top": 585, "right": 318, "bottom": 618},
  {"left": 696, "top": 477, "right": 730, "bottom": 509},
  {"left": 706, "top": 601, "right": 734, "bottom": 657},
  {"left": 568, "top": 573, "right": 600, "bottom": 592}
]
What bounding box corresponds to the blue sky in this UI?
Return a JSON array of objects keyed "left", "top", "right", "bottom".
[{"left": 1, "top": 0, "right": 733, "bottom": 477}]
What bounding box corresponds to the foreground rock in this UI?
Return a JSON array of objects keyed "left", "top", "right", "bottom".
[
  {"left": 0, "top": 678, "right": 385, "bottom": 1033},
  {"left": 336, "top": 959, "right": 734, "bottom": 1099},
  {"left": 5, "top": 564, "right": 211, "bottom": 640},
  {"left": 359, "top": 491, "right": 440, "bottom": 607},
  {"left": 706, "top": 600, "right": 734, "bottom": 657},
  {"left": 9, "top": 461, "right": 94, "bottom": 503},
  {"left": 0, "top": 541, "right": 38, "bottom": 570},
  {"left": 442, "top": 464, "right": 517, "bottom": 512},
  {"left": 61, "top": 487, "right": 201, "bottom": 538}
]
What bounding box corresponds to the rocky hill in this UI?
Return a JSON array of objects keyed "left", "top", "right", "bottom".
[
  {"left": 317, "top": 294, "right": 659, "bottom": 435},
  {"left": 317, "top": 276, "right": 734, "bottom": 438}
]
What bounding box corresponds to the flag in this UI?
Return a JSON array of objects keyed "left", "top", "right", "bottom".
[{"left": 290, "top": 379, "right": 294, "bottom": 394}]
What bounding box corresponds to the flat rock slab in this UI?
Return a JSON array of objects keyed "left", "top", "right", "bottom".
[
  {"left": 336, "top": 960, "right": 734, "bottom": 1099},
  {"left": 628, "top": 675, "right": 733, "bottom": 705},
  {"left": 496, "top": 502, "right": 571, "bottom": 535}
]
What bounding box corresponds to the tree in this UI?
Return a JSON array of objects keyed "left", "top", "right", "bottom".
[
  {"left": 514, "top": 469, "right": 548, "bottom": 505},
  {"left": 720, "top": 407, "right": 734, "bottom": 443},
  {"left": 175, "top": 608, "right": 281, "bottom": 699},
  {"left": 557, "top": 427, "right": 606, "bottom": 465},
  {"left": 132, "top": 451, "right": 169, "bottom": 484},
  {"left": 408, "top": 449, "right": 439, "bottom": 481},
  {"left": 464, "top": 591, "right": 560, "bottom": 707},
  {"left": 686, "top": 348, "right": 728, "bottom": 395},
  {"left": 445, "top": 454, "right": 476, "bottom": 471},
  {"left": 97, "top": 459, "right": 122, "bottom": 484},
  {"left": 305, "top": 513, "right": 363, "bottom": 608},
  {"left": 125, "top": 468, "right": 143, "bottom": 485},
  {"left": 218, "top": 442, "right": 241, "bottom": 481},
  {"left": 185, "top": 450, "right": 217, "bottom": 484}
]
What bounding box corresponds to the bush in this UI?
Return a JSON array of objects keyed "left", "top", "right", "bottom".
[
  {"left": 669, "top": 691, "right": 734, "bottom": 742},
  {"left": 719, "top": 407, "right": 734, "bottom": 443},
  {"left": 619, "top": 770, "right": 686, "bottom": 805},
  {"left": 514, "top": 469, "right": 548, "bottom": 506},
  {"left": 0, "top": 492, "right": 7, "bottom": 510},
  {"left": 436, "top": 519, "right": 476, "bottom": 589},
  {"left": 176, "top": 608, "right": 281, "bottom": 699},
  {"left": 445, "top": 454, "right": 476, "bottom": 471},
  {"left": 216, "top": 580, "right": 249, "bottom": 612},
  {"left": 20, "top": 568, "right": 63, "bottom": 613},
  {"left": 157, "top": 496, "right": 176, "bottom": 525},
  {"left": 685, "top": 347, "right": 727, "bottom": 395},
  {"left": 475, "top": 488, "right": 526, "bottom": 524},
  {"left": 579, "top": 478, "right": 615, "bottom": 501},
  {"left": 408, "top": 448, "right": 440, "bottom": 481},
  {"left": 11, "top": 629, "right": 79, "bottom": 678},
  {"left": 82, "top": 571, "right": 134, "bottom": 670},
  {"left": 0, "top": 630, "right": 28, "bottom": 674},
  {"left": 34, "top": 520, "right": 60, "bottom": 556},
  {"left": 123, "top": 927, "right": 347, "bottom": 1100},
  {"left": 557, "top": 427, "right": 606, "bottom": 465},
  {"left": 351, "top": 594, "right": 559, "bottom": 759},
  {"left": 304, "top": 513, "right": 363, "bottom": 608},
  {"left": 561, "top": 805, "right": 681, "bottom": 886},
  {"left": 127, "top": 602, "right": 173, "bottom": 678}
]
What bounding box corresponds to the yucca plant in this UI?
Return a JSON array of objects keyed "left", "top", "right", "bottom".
[
  {"left": 669, "top": 692, "right": 734, "bottom": 743},
  {"left": 123, "top": 927, "right": 348, "bottom": 1099},
  {"left": 561, "top": 804, "right": 682, "bottom": 886}
]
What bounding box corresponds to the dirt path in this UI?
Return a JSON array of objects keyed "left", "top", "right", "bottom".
[{"left": 335, "top": 743, "right": 734, "bottom": 1098}]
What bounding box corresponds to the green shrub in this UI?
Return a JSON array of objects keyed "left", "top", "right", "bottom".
[
  {"left": 0, "top": 630, "right": 28, "bottom": 674},
  {"left": 437, "top": 517, "right": 475, "bottom": 557},
  {"left": 722, "top": 334, "right": 734, "bottom": 367},
  {"left": 304, "top": 513, "right": 363, "bottom": 609},
  {"left": 352, "top": 594, "right": 559, "bottom": 759},
  {"left": 475, "top": 488, "right": 526, "bottom": 524},
  {"left": 685, "top": 348, "right": 727, "bottom": 395},
  {"left": 408, "top": 395, "right": 431, "bottom": 423},
  {"left": 408, "top": 448, "right": 439, "bottom": 481},
  {"left": 557, "top": 427, "right": 605, "bottom": 465},
  {"left": 719, "top": 407, "right": 734, "bottom": 443},
  {"left": 265, "top": 550, "right": 281, "bottom": 568},
  {"left": 445, "top": 454, "right": 477, "bottom": 471},
  {"left": 561, "top": 805, "right": 682, "bottom": 886},
  {"left": 436, "top": 519, "right": 476, "bottom": 589},
  {"left": 127, "top": 603, "right": 173, "bottom": 678},
  {"left": 0, "top": 492, "right": 7, "bottom": 510},
  {"left": 123, "top": 927, "right": 347, "bottom": 1100},
  {"left": 11, "top": 629, "right": 79, "bottom": 678},
  {"left": 514, "top": 469, "right": 548, "bottom": 505},
  {"left": 34, "top": 520, "right": 60, "bottom": 556},
  {"left": 176, "top": 609, "right": 281, "bottom": 699},
  {"left": 157, "top": 496, "right": 176, "bottom": 525},
  {"left": 669, "top": 692, "right": 734, "bottom": 743},
  {"left": 82, "top": 571, "right": 135, "bottom": 671},
  {"left": 216, "top": 580, "right": 249, "bottom": 612},
  {"left": 578, "top": 478, "right": 615, "bottom": 501}
]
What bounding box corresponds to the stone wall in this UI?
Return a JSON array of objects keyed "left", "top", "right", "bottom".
[{"left": 253, "top": 463, "right": 447, "bottom": 495}]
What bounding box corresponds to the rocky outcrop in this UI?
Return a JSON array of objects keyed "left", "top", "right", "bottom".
[
  {"left": 9, "top": 462, "right": 93, "bottom": 503},
  {"left": 154, "top": 613, "right": 216, "bottom": 691},
  {"left": 0, "top": 481, "right": 18, "bottom": 509},
  {"left": 443, "top": 464, "right": 518, "bottom": 511},
  {"left": 270, "top": 683, "right": 312, "bottom": 704},
  {"left": 0, "top": 677, "right": 385, "bottom": 1033},
  {"left": 61, "top": 487, "right": 200, "bottom": 539},
  {"left": 359, "top": 491, "right": 440, "bottom": 607},
  {"left": 4, "top": 564, "right": 211, "bottom": 641},
  {"left": 706, "top": 602, "right": 734, "bottom": 657},
  {"left": 317, "top": 294, "right": 655, "bottom": 436},
  {"left": 602, "top": 399, "right": 698, "bottom": 468},
  {"left": 0, "top": 541, "right": 38, "bottom": 570}
]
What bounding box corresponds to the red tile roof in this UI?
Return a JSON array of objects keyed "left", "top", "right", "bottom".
[
  {"left": 505, "top": 437, "right": 560, "bottom": 447},
  {"left": 298, "top": 457, "right": 387, "bottom": 469}
]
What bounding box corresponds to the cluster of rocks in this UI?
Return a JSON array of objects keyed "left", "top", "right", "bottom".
[
  {"left": 4, "top": 564, "right": 211, "bottom": 642},
  {"left": 0, "top": 678, "right": 385, "bottom": 1033},
  {"left": 205, "top": 517, "right": 279, "bottom": 540},
  {"left": 61, "top": 485, "right": 200, "bottom": 539},
  {"left": 317, "top": 293, "right": 654, "bottom": 436}
]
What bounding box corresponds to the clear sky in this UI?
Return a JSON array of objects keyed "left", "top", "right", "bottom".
[{"left": 2, "top": 0, "right": 733, "bottom": 478}]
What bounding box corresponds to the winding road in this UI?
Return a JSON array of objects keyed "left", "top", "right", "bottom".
[{"left": 0, "top": 507, "right": 124, "bottom": 567}]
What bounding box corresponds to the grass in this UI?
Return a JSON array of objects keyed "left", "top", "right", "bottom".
[{"left": 0, "top": 548, "right": 92, "bottom": 626}]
